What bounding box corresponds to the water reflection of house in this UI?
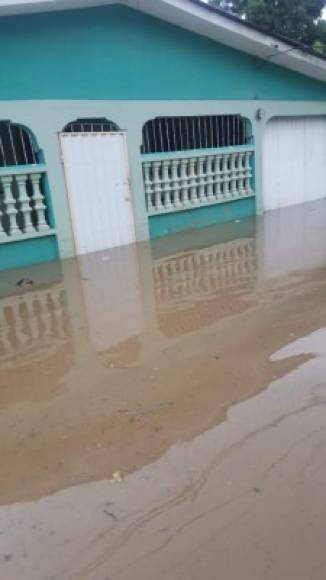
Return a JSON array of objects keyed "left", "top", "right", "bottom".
[
  {"left": 261, "top": 201, "right": 326, "bottom": 281},
  {"left": 1, "top": 1, "right": 326, "bottom": 272},
  {"left": 153, "top": 235, "right": 256, "bottom": 337},
  {"left": 75, "top": 222, "right": 258, "bottom": 360},
  {"left": 0, "top": 281, "right": 73, "bottom": 406},
  {"left": 76, "top": 245, "right": 144, "bottom": 367},
  {"left": 1, "top": 213, "right": 326, "bottom": 505}
]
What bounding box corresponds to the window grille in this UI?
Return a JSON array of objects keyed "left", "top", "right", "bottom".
[
  {"left": 0, "top": 122, "right": 38, "bottom": 167},
  {"left": 141, "top": 115, "right": 252, "bottom": 154},
  {"left": 63, "top": 118, "right": 120, "bottom": 133}
]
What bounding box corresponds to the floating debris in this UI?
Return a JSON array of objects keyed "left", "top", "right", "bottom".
[
  {"left": 111, "top": 471, "right": 123, "bottom": 484},
  {"left": 16, "top": 278, "right": 34, "bottom": 289},
  {"left": 103, "top": 510, "right": 118, "bottom": 521}
]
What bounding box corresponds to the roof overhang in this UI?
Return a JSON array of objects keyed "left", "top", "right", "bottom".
[{"left": 1, "top": 0, "right": 326, "bottom": 83}]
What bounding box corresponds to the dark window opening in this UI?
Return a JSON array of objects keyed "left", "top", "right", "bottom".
[
  {"left": 0, "top": 122, "right": 38, "bottom": 167},
  {"left": 63, "top": 118, "right": 120, "bottom": 133},
  {"left": 141, "top": 115, "right": 253, "bottom": 154}
]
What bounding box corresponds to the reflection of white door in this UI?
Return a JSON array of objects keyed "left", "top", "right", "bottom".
[
  {"left": 77, "top": 245, "right": 144, "bottom": 353},
  {"left": 60, "top": 132, "right": 136, "bottom": 255},
  {"left": 263, "top": 116, "right": 326, "bottom": 211}
]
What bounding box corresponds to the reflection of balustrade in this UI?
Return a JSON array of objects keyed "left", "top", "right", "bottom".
[
  {"left": 0, "top": 166, "right": 51, "bottom": 238},
  {"left": 0, "top": 286, "right": 69, "bottom": 365},
  {"left": 153, "top": 237, "right": 257, "bottom": 337},
  {"left": 153, "top": 238, "right": 256, "bottom": 310},
  {"left": 143, "top": 148, "right": 254, "bottom": 214}
]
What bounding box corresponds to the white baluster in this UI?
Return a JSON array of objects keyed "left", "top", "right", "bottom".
[
  {"left": 189, "top": 158, "right": 198, "bottom": 205},
  {"left": 244, "top": 151, "right": 253, "bottom": 195},
  {"left": 143, "top": 162, "right": 154, "bottom": 212},
  {"left": 221, "top": 155, "right": 230, "bottom": 198},
  {"left": 162, "top": 160, "right": 173, "bottom": 210},
  {"left": 206, "top": 156, "right": 215, "bottom": 201},
  {"left": 235, "top": 153, "right": 241, "bottom": 195},
  {"left": 15, "top": 174, "right": 36, "bottom": 233},
  {"left": 238, "top": 153, "right": 246, "bottom": 195},
  {"left": 233, "top": 153, "right": 239, "bottom": 196},
  {"left": 198, "top": 157, "right": 206, "bottom": 203},
  {"left": 214, "top": 155, "right": 222, "bottom": 199},
  {"left": 152, "top": 162, "right": 163, "bottom": 212},
  {"left": 29, "top": 173, "right": 50, "bottom": 231},
  {"left": 180, "top": 159, "right": 189, "bottom": 206},
  {"left": 230, "top": 153, "right": 238, "bottom": 197},
  {"left": 171, "top": 159, "right": 182, "bottom": 209},
  {"left": 1, "top": 175, "right": 19, "bottom": 236}
]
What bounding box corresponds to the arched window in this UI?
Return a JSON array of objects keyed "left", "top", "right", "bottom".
[
  {"left": 0, "top": 121, "right": 39, "bottom": 167},
  {"left": 63, "top": 118, "right": 120, "bottom": 133},
  {"left": 141, "top": 115, "right": 253, "bottom": 154},
  {"left": 0, "top": 121, "right": 52, "bottom": 237}
]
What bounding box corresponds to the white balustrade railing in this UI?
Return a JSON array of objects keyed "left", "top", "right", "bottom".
[
  {"left": 0, "top": 165, "right": 50, "bottom": 239},
  {"left": 143, "top": 148, "right": 254, "bottom": 214}
]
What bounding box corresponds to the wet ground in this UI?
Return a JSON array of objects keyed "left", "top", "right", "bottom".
[{"left": 1, "top": 199, "right": 326, "bottom": 579}]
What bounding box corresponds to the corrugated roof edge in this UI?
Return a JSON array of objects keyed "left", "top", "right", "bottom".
[{"left": 189, "top": 0, "right": 326, "bottom": 62}]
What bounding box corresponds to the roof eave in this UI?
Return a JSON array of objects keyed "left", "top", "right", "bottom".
[
  {"left": 136, "top": 0, "right": 326, "bottom": 82},
  {"left": 0, "top": 0, "right": 326, "bottom": 82}
]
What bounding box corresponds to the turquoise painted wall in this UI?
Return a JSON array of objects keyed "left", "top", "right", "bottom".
[
  {"left": 0, "top": 235, "right": 59, "bottom": 272},
  {"left": 1, "top": 4, "right": 326, "bottom": 101},
  {"left": 149, "top": 197, "right": 256, "bottom": 238}
]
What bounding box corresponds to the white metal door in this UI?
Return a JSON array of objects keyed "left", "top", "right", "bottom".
[
  {"left": 60, "top": 132, "right": 136, "bottom": 255},
  {"left": 263, "top": 116, "right": 326, "bottom": 211}
]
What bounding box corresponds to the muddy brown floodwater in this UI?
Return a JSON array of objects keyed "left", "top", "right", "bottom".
[{"left": 1, "top": 200, "right": 326, "bottom": 579}]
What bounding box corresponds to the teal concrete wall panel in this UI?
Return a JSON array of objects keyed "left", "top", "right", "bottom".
[
  {"left": 149, "top": 197, "right": 256, "bottom": 238},
  {"left": 1, "top": 5, "right": 326, "bottom": 101},
  {"left": 0, "top": 235, "right": 59, "bottom": 271}
]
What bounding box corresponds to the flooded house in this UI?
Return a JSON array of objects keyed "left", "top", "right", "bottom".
[
  {"left": 1, "top": 0, "right": 326, "bottom": 271},
  {"left": 2, "top": 4, "right": 326, "bottom": 577}
]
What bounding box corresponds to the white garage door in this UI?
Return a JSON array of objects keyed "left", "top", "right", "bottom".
[
  {"left": 263, "top": 116, "right": 326, "bottom": 211},
  {"left": 60, "top": 132, "right": 136, "bottom": 255}
]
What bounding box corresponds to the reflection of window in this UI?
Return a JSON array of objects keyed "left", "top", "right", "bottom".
[
  {"left": 142, "top": 115, "right": 253, "bottom": 154},
  {"left": 63, "top": 118, "right": 120, "bottom": 133},
  {"left": 0, "top": 122, "right": 39, "bottom": 167}
]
